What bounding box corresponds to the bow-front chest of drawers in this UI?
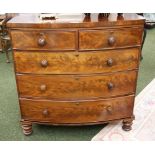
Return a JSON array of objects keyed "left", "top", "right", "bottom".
[{"left": 7, "top": 14, "right": 145, "bottom": 135}]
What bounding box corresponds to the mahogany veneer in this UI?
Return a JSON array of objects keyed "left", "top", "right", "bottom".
[
  {"left": 14, "top": 48, "right": 139, "bottom": 74},
  {"left": 17, "top": 71, "right": 137, "bottom": 100},
  {"left": 7, "top": 13, "right": 145, "bottom": 135}
]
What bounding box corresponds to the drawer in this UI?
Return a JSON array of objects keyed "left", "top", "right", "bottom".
[
  {"left": 20, "top": 95, "right": 134, "bottom": 124},
  {"left": 16, "top": 71, "right": 137, "bottom": 100},
  {"left": 10, "top": 30, "right": 77, "bottom": 50},
  {"left": 14, "top": 48, "right": 139, "bottom": 74},
  {"left": 79, "top": 27, "right": 143, "bottom": 50}
]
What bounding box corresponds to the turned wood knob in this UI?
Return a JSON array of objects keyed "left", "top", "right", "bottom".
[
  {"left": 108, "top": 36, "right": 115, "bottom": 46},
  {"left": 106, "top": 105, "right": 112, "bottom": 112},
  {"left": 40, "top": 84, "right": 47, "bottom": 91},
  {"left": 107, "top": 82, "right": 114, "bottom": 90},
  {"left": 42, "top": 109, "right": 49, "bottom": 116},
  {"left": 107, "top": 58, "right": 113, "bottom": 66},
  {"left": 38, "top": 38, "right": 46, "bottom": 46},
  {"left": 41, "top": 59, "right": 48, "bottom": 67}
]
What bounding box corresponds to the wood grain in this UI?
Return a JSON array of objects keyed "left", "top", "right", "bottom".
[
  {"left": 14, "top": 48, "right": 139, "bottom": 74},
  {"left": 7, "top": 13, "right": 145, "bottom": 29},
  {"left": 79, "top": 27, "right": 143, "bottom": 50},
  {"left": 16, "top": 71, "right": 137, "bottom": 100},
  {"left": 10, "top": 30, "right": 77, "bottom": 50},
  {"left": 20, "top": 95, "right": 134, "bottom": 124}
]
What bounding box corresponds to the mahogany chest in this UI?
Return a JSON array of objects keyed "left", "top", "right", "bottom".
[{"left": 7, "top": 13, "right": 145, "bottom": 135}]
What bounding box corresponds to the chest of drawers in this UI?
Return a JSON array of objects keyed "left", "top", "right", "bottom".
[{"left": 7, "top": 13, "right": 145, "bottom": 135}]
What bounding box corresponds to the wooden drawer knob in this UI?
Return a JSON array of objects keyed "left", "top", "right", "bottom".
[
  {"left": 42, "top": 109, "right": 49, "bottom": 116},
  {"left": 107, "top": 58, "right": 113, "bottom": 66},
  {"left": 40, "top": 84, "right": 47, "bottom": 91},
  {"left": 108, "top": 36, "right": 115, "bottom": 46},
  {"left": 38, "top": 38, "right": 46, "bottom": 46},
  {"left": 106, "top": 105, "right": 112, "bottom": 113},
  {"left": 41, "top": 59, "right": 48, "bottom": 67},
  {"left": 107, "top": 82, "right": 114, "bottom": 90}
]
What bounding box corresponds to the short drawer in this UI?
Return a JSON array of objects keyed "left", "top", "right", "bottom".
[
  {"left": 79, "top": 27, "right": 143, "bottom": 50},
  {"left": 16, "top": 71, "right": 137, "bottom": 100},
  {"left": 20, "top": 95, "right": 134, "bottom": 124},
  {"left": 10, "top": 30, "right": 77, "bottom": 50},
  {"left": 14, "top": 48, "right": 139, "bottom": 74}
]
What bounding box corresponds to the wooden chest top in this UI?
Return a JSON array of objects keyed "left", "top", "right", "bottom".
[{"left": 7, "top": 13, "right": 145, "bottom": 29}]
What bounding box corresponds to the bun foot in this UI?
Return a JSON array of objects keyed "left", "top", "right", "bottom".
[
  {"left": 122, "top": 118, "right": 133, "bottom": 131},
  {"left": 21, "top": 120, "right": 33, "bottom": 136}
]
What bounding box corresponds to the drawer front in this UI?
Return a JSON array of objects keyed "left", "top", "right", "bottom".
[
  {"left": 79, "top": 28, "right": 143, "bottom": 50},
  {"left": 20, "top": 95, "right": 134, "bottom": 123},
  {"left": 17, "top": 71, "right": 137, "bottom": 100},
  {"left": 14, "top": 48, "right": 139, "bottom": 74},
  {"left": 10, "top": 30, "right": 76, "bottom": 50}
]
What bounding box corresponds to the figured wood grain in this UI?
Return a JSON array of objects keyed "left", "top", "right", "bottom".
[
  {"left": 20, "top": 95, "right": 134, "bottom": 124},
  {"left": 79, "top": 27, "right": 143, "bottom": 50},
  {"left": 14, "top": 48, "right": 139, "bottom": 74},
  {"left": 16, "top": 71, "right": 137, "bottom": 100},
  {"left": 10, "top": 30, "right": 77, "bottom": 50}
]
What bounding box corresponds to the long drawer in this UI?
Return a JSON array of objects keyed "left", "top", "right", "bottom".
[
  {"left": 20, "top": 95, "right": 134, "bottom": 124},
  {"left": 16, "top": 71, "right": 137, "bottom": 100},
  {"left": 14, "top": 48, "right": 139, "bottom": 74},
  {"left": 10, "top": 30, "right": 77, "bottom": 50},
  {"left": 79, "top": 27, "right": 143, "bottom": 50}
]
